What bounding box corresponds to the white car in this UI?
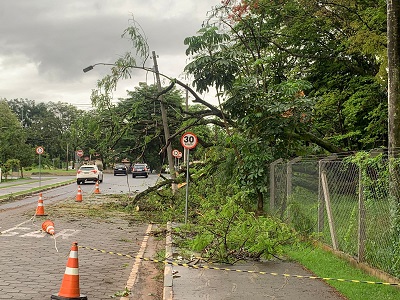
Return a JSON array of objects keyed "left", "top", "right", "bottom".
[{"left": 76, "top": 165, "right": 103, "bottom": 185}]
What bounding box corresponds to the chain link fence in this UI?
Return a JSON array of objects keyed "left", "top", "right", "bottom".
[{"left": 270, "top": 151, "right": 400, "bottom": 278}]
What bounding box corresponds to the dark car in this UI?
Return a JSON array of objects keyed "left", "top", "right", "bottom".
[
  {"left": 114, "top": 163, "right": 128, "bottom": 176},
  {"left": 131, "top": 163, "right": 149, "bottom": 178}
]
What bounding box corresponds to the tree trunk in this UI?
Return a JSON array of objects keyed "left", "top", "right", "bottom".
[
  {"left": 387, "top": 0, "right": 400, "bottom": 251},
  {"left": 257, "top": 190, "right": 264, "bottom": 214},
  {"left": 388, "top": 1, "right": 400, "bottom": 156}
]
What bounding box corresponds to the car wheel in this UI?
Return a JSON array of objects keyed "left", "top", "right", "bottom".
[
  {"left": 132, "top": 174, "right": 136, "bottom": 178},
  {"left": 77, "top": 180, "right": 80, "bottom": 185},
  {"left": 145, "top": 174, "right": 148, "bottom": 178}
]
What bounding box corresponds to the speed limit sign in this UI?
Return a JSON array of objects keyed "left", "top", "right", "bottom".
[{"left": 181, "top": 132, "right": 198, "bottom": 150}]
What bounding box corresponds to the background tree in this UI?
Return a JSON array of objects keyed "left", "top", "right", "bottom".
[
  {"left": 0, "top": 100, "right": 33, "bottom": 175},
  {"left": 180, "top": 0, "right": 389, "bottom": 211},
  {"left": 109, "top": 83, "right": 186, "bottom": 171},
  {"left": 7, "top": 98, "right": 84, "bottom": 169}
]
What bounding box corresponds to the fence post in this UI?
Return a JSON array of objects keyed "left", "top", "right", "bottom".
[
  {"left": 358, "top": 166, "right": 366, "bottom": 262},
  {"left": 318, "top": 160, "right": 324, "bottom": 232},
  {"left": 321, "top": 170, "right": 339, "bottom": 250},
  {"left": 285, "top": 157, "right": 302, "bottom": 220},
  {"left": 318, "top": 155, "right": 337, "bottom": 233},
  {"left": 269, "top": 158, "right": 283, "bottom": 211}
]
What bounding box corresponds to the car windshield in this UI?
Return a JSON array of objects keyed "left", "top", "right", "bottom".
[{"left": 115, "top": 164, "right": 125, "bottom": 168}]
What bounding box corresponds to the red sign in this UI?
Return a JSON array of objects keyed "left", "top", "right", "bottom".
[
  {"left": 180, "top": 132, "right": 198, "bottom": 150},
  {"left": 76, "top": 150, "right": 84, "bottom": 157},
  {"left": 36, "top": 146, "right": 44, "bottom": 155},
  {"left": 172, "top": 149, "right": 180, "bottom": 157}
]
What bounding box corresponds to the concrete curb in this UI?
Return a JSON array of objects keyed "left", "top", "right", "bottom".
[{"left": 163, "top": 222, "right": 173, "bottom": 300}]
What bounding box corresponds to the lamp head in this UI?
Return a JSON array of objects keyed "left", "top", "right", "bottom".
[{"left": 83, "top": 65, "right": 94, "bottom": 73}]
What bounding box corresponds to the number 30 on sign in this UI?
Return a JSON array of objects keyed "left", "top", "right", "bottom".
[{"left": 180, "top": 132, "right": 198, "bottom": 150}]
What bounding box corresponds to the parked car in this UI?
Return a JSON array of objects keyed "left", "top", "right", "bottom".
[
  {"left": 113, "top": 163, "right": 127, "bottom": 176},
  {"left": 76, "top": 164, "right": 103, "bottom": 184},
  {"left": 131, "top": 163, "right": 149, "bottom": 178}
]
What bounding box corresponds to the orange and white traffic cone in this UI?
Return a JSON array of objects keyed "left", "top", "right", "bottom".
[
  {"left": 42, "top": 220, "right": 55, "bottom": 235},
  {"left": 51, "top": 242, "right": 87, "bottom": 300},
  {"left": 76, "top": 186, "right": 83, "bottom": 202},
  {"left": 94, "top": 181, "right": 100, "bottom": 194},
  {"left": 36, "top": 193, "right": 46, "bottom": 216}
]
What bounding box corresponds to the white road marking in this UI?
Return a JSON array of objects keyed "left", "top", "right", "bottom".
[{"left": 120, "top": 224, "right": 152, "bottom": 300}]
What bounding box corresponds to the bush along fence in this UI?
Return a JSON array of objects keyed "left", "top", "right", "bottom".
[{"left": 269, "top": 150, "right": 400, "bottom": 279}]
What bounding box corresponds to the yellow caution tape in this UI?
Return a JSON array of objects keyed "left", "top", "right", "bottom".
[{"left": 78, "top": 245, "right": 400, "bottom": 286}]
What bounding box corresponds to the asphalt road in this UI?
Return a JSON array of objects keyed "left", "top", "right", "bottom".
[
  {"left": 0, "top": 173, "right": 163, "bottom": 300},
  {"left": 0, "top": 173, "right": 161, "bottom": 210}
]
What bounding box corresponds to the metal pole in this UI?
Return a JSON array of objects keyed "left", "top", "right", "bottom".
[
  {"left": 39, "top": 154, "right": 42, "bottom": 188},
  {"left": 152, "top": 51, "right": 177, "bottom": 193},
  {"left": 185, "top": 149, "right": 190, "bottom": 224}
]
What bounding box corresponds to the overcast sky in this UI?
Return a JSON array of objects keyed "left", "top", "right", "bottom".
[{"left": 0, "top": 0, "right": 219, "bottom": 110}]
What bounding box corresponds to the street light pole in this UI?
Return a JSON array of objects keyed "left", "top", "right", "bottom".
[{"left": 152, "top": 51, "right": 177, "bottom": 193}]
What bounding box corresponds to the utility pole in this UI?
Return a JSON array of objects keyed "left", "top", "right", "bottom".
[
  {"left": 184, "top": 88, "right": 189, "bottom": 164},
  {"left": 152, "top": 51, "right": 177, "bottom": 193},
  {"left": 66, "top": 143, "right": 69, "bottom": 171}
]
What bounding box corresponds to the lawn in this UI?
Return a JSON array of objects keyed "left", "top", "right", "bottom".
[{"left": 285, "top": 243, "right": 400, "bottom": 300}]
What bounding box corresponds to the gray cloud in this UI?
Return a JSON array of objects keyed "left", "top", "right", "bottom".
[{"left": 0, "top": 0, "right": 218, "bottom": 106}]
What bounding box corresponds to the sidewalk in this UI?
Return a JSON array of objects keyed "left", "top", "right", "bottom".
[{"left": 163, "top": 222, "right": 346, "bottom": 300}]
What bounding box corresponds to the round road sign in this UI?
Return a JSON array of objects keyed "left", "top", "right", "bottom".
[
  {"left": 76, "top": 149, "right": 84, "bottom": 157},
  {"left": 36, "top": 146, "right": 44, "bottom": 155},
  {"left": 181, "top": 132, "right": 198, "bottom": 150},
  {"left": 172, "top": 149, "right": 180, "bottom": 157}
]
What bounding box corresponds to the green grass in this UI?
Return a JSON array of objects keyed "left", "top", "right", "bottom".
[
  {"left": 289, "top": 186, "right": 397, "bottom": 276},
  {"left": 285, "top": 243, "right": 400, "bottom": 300},
  {"left": 25, "top": 168, "right": 77, "bottom": 176},
  {"left": 0, "top": 179, "right": 75, "bottom": 201}
]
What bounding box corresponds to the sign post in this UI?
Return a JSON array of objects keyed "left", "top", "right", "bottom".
[
  {"left": 180, "top": 132, "right": 198, "bottom": 224},
  {"left": 176, "top": 151, "right": 182, "bottom": 167},
  {"left": 36, "top": 146, "right": 44, "bottom": 188}
]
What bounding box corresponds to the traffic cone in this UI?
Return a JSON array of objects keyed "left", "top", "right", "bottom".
[
  {"left": 76, "top": 186, "right": 83, "bottom": 202},
  {"left": 94, "top": 181, "right": 100, "bottom": 194},
  {"left": 36, "top": 193, "right": 47, "bottom": 216},
  {"left": 51, "top": 242, "right": 87, "bottom": 300},
  {"left": 42, "top": 220, "right": 55, "bottom": 235}
]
